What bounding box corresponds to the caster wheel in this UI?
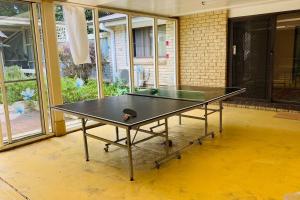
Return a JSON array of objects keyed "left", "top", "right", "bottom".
[
  {"left": 168, "top": 140, "right": 173, "bottom": 147},
  {"left": 155, "top": 161, "right": 160, "bottom": 169},
  {"left": 125, "top": 140, "right": 128, "bottom": 144},
  {"left": 104, "top": 147, "right": 109, "bottom": 152},
  {"left": 211, "top": 133, "right": 215, "bottom": 139},
  {"left": 177, "top": 154, "right": 181, "bottom": 159},
  {"left": 163, "top": 140, "right": 173, "bottom": 147},
  {"left": 198, "top": 139, "right": 202, "bottom": 145}
]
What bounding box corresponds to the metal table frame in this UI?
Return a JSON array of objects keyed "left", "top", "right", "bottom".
[{"left": 53, "top": 88, "right": 246, "bottom": 181}]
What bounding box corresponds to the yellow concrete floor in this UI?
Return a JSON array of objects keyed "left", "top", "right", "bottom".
[{"left": 1, "top": 106, "right": 300, "bottom": 200}]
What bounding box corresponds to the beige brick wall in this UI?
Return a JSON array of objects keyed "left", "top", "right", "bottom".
[
  {"left": 179, "top": 10, "right": 228, "bottom": 87},
  {"left": 113, "top": 25, "right": 129, "bottom": 71},
  {"left": 160, "top": 20, "right": 176, "bottom": 86}
]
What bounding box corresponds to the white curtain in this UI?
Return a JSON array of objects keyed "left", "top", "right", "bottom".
[{"left": 63, "top": 5, "right": 91, "bottom": 65}]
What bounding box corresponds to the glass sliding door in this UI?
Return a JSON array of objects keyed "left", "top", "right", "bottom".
[
  {"left": 0, "top": 1, "right": 47, "bottom": 143},
  {"left": 132, "top": 16, "right": 155, "bottom": 88},
  {"left": 55, "top": 5, "right": 99, "bottom": 130},
  {"left": 272, "top": 12, "right": 300, "bottom": 103},
  {"left": 229, "top": 17, "right": 272, "bottom": 100},
  {"left": 98, "top": 11, "right": 130, "bottom": 96},
  {"left": 157, "top": 19, "right": 176, "bottom": 86}
]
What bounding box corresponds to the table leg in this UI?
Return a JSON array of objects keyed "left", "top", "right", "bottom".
[
  {"left": 81, "top": 118, "right": 89, "bottom": 161},
  {"left": 196, "top": 103, "right": 214, "bottom": 144},
  {"left": 115, "top": 127, "right": 119, "bottom": 140},
  {"left": 126, "top": 128, "right": 134, "bottom": 181},
  {"left": 179, "top": 114, "right": 182, "bottom": 125},
  {"left": 204, "top": 103, "right": 208, "bottom": 136},
  {"left": 165, "top": 118, "right": 169, "bottom": 155},
  {"left": 219, "top": 101, "right": 223, "bottom": 133},
  {"left": 154, "top": 118, "right": 181, "bottom": 168}
]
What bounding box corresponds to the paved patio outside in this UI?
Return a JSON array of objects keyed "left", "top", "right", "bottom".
[
  {"left": 0, "top": 103, "right": 78, "bottom": 139},
  {"left": 0, "top": 107, "right": 42, "bottom": 139}
]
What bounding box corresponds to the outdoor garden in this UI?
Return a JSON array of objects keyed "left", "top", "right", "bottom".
[
  {"left": 0, "top": 62, "right": 130, "bottom": 109},
  {"left": 0, "top": 65, "right": 42, "bottom": 137},
  {"left": 0, "top": 62, "right": 130, "bottom": 136},
  {"left": 58, "top": 42, "right": 130, "bottom": 104}
]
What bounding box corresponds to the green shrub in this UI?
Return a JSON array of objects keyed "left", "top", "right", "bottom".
[
  {"left": 61, "top": 77, "right": 98, "bottom": 103},
  {"left": 6, "top": 81, "right": 38, "bottom": 105},
  {"left": 0, "top": 66, "right": 129, "bottom": 105},
  {"left": 4, "top": 65, "right": 34, "bottom": 81},
  {"left": 103, "top": 81, "right": 129, "bottom": 96},
  {"left": 0, "top": 81, "right": 38, "bottom": 105},
  {"left": 61, "top": 77, "right": 129, "bottom": 103},
  {"left": 0, "top": 66, "right": 37, "bottom": 105}
]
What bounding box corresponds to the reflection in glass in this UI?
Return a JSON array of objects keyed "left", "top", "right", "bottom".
[{"left": 273, "top": 12, "right": 300, "bottom": 103}]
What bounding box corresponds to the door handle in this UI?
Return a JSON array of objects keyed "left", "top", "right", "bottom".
[{"left": 233, "top": 45, "right": 236, "bottom": 55}]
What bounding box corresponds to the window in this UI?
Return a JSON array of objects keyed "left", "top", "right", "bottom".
[
  {"left": 132, "top": 17, "right": 155, "bottom": 87},
  {"left": 133, "top": 25, "right": 166, "bottom": 58},
  {"left": 133, "top": 27, "right": 153, "bottom": 58}
]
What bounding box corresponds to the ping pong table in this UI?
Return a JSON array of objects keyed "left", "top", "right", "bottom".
[{"left": 52, "top": 85, "right": 245, "bottom": 181}]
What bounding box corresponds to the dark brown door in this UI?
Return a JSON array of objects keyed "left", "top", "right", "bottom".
[
  {"left": 272, "top": 12, "right": 300, "bottom": 104},
  {"left": 228, "top": 16, "right": 273, "bottom": 100}
]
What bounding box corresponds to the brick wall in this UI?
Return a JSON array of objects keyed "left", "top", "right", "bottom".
[
  {"left": 159, "top": 20, "right": 176, "bottom": 86},
  {"left": 113, "top": 25, "right": 129, "bottom": 71},
  {"left": 179, "top": 10, "right": 228, "bottom": 87}
]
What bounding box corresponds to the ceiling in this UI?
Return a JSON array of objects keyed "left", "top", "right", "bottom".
[{"left": 66, "top": 0, "right": 284, "bottom": 17}]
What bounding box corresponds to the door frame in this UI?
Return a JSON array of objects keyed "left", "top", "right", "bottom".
[
  {"left": 227, "top": 13, "right": 276, "bottom": 102},
  {"left": 227, "top": 9, "right": 300, "bottom": 105},
  {"left": 0, "top": 1, "right": 50, "bottom": 146}
]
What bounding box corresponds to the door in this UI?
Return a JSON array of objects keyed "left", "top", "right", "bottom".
[
  {"left": 229, "top": 16, "right": 273, "bottom": 100},
  {"left": 272, "top": 12, "right": 300, "bottom": 104},
  {"left": 0, "top": 1, "right": 49, "bottom": 144}
]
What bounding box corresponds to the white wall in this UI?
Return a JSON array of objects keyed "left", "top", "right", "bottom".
[{"left": 229, "top": 0, "right": 300, "bottom": 18}]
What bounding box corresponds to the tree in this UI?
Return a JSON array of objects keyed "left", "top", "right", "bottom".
[
  {"left": 55, "top": 5, "right": 93, "bottom": 21},
  {"left": 55, "top": 5, "right": 64, "bottom": 21},
  {"left": 0, "top": 2, "right": 28, "bottom": 16},
  {"left": 55, "top": 5, "right": 93, "bottom": 34}
]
